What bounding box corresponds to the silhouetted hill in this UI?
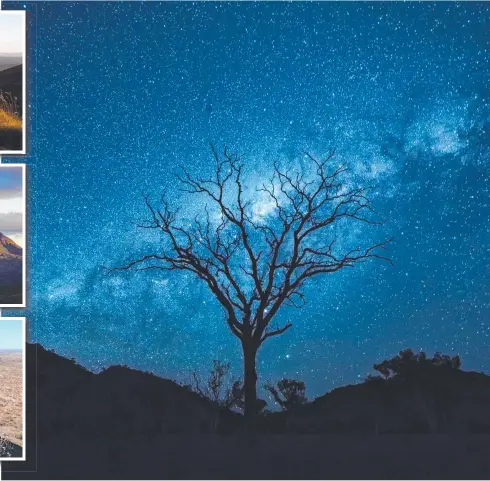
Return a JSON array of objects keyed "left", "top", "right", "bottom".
[
  {"left": 0, "top": 57, "right": 22, "bottom": 73},
  {"left": 0, "top": 233, "right": 22, "bottom": 304},
  {"left": 3, "top": 344, "right": 490, "bottom": 479},
  {"left": 0, "top": 232, "right": 22, "bottom": 258},
  {"left": 0, "top": 64, "right": 22, "bottom": 112},
  {"left": 0, "top": 64, "right": 23, "bottom": 151},
  {"left": 260, "top": 368, "right": 490, "bottom": 435}
]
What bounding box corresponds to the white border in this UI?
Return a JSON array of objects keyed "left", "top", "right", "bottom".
[
  {"left": 0, "top": 10, "right": 26, "bottom": 155},
  {"left": 0, "top": 316, "right": 26, "bottom": 462},
  {"left": 0, "top": 164, "right": 26, "bottom": 308}
]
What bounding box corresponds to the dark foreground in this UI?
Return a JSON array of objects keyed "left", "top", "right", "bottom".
[
  {"left": 0, "top": 285, "right": 22, "bottom": 305},
  {"left": 4, "top": 344, "right": 490, "bottom": 479},
  {"left": 8, "top": 433, "right": 490, "bottom": 479},
  {"left": 0, "top": 128, "right": 22, "bottom": 152}
]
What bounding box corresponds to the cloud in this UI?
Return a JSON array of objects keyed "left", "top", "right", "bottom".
[
  {"left": 0, "top": 196, "right": 23, "bottom": 214},
  {"left": 0, "top": 189, "right": 22, "bottom": 238},
  {"left": 0, "top": 169, "right": 24, "bottom": 245},
  {"left": 0, "top": 189, "right": 22, "bottom": 200},
  {"left": 0, "top": 212, "right": 22, "bottom": 231}
]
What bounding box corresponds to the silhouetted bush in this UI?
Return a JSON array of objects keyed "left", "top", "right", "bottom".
[
  {"left": 265, "top": 379, "right": 307, "bottom": 412},
  {"left": 372, "top": 349, "right": 461, "bottom": 381},
  {"left": 186, "top": 360, "right": 244, "bottom": 410}
]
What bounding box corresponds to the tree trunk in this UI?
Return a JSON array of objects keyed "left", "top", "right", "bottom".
[{"left": 242, "top": 341, "right": 258, "bottom": 419}]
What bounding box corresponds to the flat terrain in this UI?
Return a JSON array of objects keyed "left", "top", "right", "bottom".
[
  {"left": 7, "top": 433, "right": 490, "bottom": 479},
  {"left": 0, "top": 351, "right": 23, "bottom": 447}
]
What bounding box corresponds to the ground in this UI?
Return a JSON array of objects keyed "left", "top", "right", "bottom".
[{"left": 0, "top": 352, "right": 23, "bottom": 447}]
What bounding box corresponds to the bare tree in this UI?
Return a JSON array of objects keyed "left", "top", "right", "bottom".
[
  {"left": 187, "top": 360, "right": 238, "bottom": 408},
  {"left": 107, "top": 146, "right": 391, "bottom": 417},
  {"left": 185, "top": 360, "right": 243, "bottom": 432}
]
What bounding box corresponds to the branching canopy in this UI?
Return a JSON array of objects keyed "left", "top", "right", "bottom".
[{"left": 108, "top": 146, "right": 391, "bottom": 346}]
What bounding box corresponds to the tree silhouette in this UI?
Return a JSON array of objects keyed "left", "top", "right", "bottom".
[
  {"left": 370, "top": 349, "right": 462, "bottom": 433},
  {"left": 185, "top": 360, "right": 245, "bottom": 432},
  {"left": 373, "top": 349, "right": 462, "bottom": 381},
  {"left": 107, "top": 146, "right": 391, "bottom": 417},
  {"left": 265, "top": 378, "right": 307, "bottom": 411},
  {"left": 187, "top": 360, "right": 235, "bottom": 407}
]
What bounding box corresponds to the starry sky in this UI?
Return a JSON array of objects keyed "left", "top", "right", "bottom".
[{"left": 3, "top": 1, "right": 490, "bottom": 399}]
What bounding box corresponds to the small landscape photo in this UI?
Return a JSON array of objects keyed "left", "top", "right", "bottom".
[
  {"left": 0, "top": 164, "right": 25, "bottom": 306},
  {"left": 0, "top": 11, "right": 25, "bottom": 153},
  {"left": 0, "top": 318, "right": 24, "bottom": 460}
]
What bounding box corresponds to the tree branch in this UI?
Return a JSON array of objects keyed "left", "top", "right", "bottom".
[{"left": 106, "top": 146, "right": 392, "bottom": 348}]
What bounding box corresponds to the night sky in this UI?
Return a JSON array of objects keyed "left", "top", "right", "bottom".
[{"left": 3, "top": 1, "right": 490, "bottom": 399}]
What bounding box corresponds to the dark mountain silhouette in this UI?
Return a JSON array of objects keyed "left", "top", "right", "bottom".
[
  {"left": 0, "top": 232, "right": 22, "bottom": 304},
  {"left": 0, "top": 64, "right": 23, "bottom": 151},
  {"left": 0, "top": 57, "right": 21, "bottom": 74},
  {"left": 0, "top": 64, "right": 22, "bottom": 112},
  {"left": 3, "top": 343, "right": 490, "bottom": 479},
  {"left": 260, "top": 369, "right": 490, "bottom": 436}
]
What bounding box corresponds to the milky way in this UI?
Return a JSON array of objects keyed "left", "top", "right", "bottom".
[{"left": 3, "top": 1, "right": 490, "bottom": 399}]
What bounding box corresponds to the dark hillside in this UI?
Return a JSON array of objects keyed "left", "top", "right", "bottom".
[
  {"left": 3, "top": 344, "right": 490, "bottom": 479},
  {"left": 0, "top": 65, "right": 22, "bottom": 113},
  {"left": 0, "top": 233, "right": 22, "bottom": 304}
]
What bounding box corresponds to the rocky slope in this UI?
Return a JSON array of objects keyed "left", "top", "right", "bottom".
[{"left": 0, "top": 233, "right": 22, "bottom": 304}]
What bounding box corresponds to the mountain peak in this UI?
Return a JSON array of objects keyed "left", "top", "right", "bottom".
[{"left": 0, "top": 232, "right": 22, "bottom": 258}]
